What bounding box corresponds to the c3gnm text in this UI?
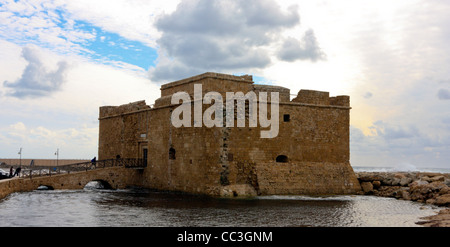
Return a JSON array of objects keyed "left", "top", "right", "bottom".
[{"left": 177, "top": 231, "right": 272, "bottom": 244}]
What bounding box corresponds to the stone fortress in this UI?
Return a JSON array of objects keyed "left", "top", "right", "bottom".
[{"left": 98, "top": 72, "right": 361, "bottom": 197}]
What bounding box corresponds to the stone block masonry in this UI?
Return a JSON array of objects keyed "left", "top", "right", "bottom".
[
  {"left": 0, "top": 167, "right": 143, "bottom": 200},
  {"left": 98, "top": 72, "right": 361, "bottom": 197}
]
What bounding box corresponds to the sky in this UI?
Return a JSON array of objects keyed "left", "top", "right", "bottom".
[{"left": 1, "top": 0, "right": 450, "bottom": 169}]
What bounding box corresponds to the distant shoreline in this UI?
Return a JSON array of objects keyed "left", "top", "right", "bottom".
[{"left": 0, "top": 158, "right": 90, "bottom": 167}]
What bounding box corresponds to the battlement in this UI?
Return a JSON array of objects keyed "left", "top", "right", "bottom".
[
  {"left": 160, "top": 72, "right": 254, "bottom": 97},
  {"left": 291, "top": 89, "right": 350, "bottom": 107},
  {"left": 99, "top": 100, "right": 150, "bottom": 118},
  {"left": 252, "top": 84, "right": 290, "bottom": 102}
]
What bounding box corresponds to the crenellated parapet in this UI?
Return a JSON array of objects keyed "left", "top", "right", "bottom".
[
  {"left": 291, "top": 89, "right": 350, "bottom": 107},
  {"left": 99, "top": 100, "right": 150, "bottom": 119}
]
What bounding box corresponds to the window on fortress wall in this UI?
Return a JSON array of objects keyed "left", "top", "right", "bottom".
[
  {"left": 283, "top": 114, "right": 290, "bottom": 122},
  {"left": 169, "top": 148, "right": 176, "bottom": 160},
  {"left": 276, "top": 155, "right": 288, "bottom": 163}
]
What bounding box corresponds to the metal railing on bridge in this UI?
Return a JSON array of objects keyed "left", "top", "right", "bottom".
[{"left": 0, "top": 158, "right": 146, "bottom": 179}]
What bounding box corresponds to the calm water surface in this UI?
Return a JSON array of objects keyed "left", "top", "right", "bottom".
[{"left": 0, "top": 186, "right": 439, "bottom": 227}]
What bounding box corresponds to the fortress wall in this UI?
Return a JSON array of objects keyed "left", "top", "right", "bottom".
[
  {"left": 225, "top": 103, "right": 350, "bottom": 165},
  {"left": 255, "top": 161, "right": 361, "bottom": 195},
  {"left": 98, "top": 106, "right": 151, "bottom": 160},
  {"left": 143, "top": 105, "right": 224, "bottom": 195},
  {"left": 281, "top": 104, "right": 350, "bottom": 163},
  {"left": 222, "top": 103, "right": 353, "bottom": 195}
]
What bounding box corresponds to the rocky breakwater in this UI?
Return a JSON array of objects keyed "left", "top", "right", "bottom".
[{"left": 356, "top": 171, "right": 450, "bottom": 227}]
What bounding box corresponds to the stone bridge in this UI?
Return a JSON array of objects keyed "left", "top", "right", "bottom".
[{"left": 0, "top": 165, "right": 144, "bottom": 200}]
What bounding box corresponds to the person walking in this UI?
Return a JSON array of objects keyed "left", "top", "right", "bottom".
[
  {"left": 13, "top": 167, "right": 21, "bottom": 177},
  {"left": 91, "top": 157, "right": 97, "bottom": 169},
  {"left": 9, "top": 166, "right": 13, "bottom": 178}
]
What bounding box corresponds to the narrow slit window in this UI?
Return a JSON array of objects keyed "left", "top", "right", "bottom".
[
  {"left": 283, "top": 114, "right": 290, "bottom": 122},
  {"left": 169, "top": 147, "right": 176, "bottom": 160}
]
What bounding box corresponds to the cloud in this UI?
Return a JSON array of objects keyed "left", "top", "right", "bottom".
[
  {"left": 363, "top": 92, "right": 373, "bottom": 99},
  {"left": 0, "top": 1, "right": 96, "bottom": 54},
  {"left": 437, "top": 88, "right": 450, "bottom": 100},
  {"left": 3, "top": 46, "right": 69, "bottom": 98},
  {"left": 350, "top": 118, "right": 450, "bottom": 168},
  {"left": 371, "top": 121, "right": 420, "bottom": 140},
  {"left": 0, "top": 40, "right": 161, "bottom": 159},
  {"left": 0, "top": 121, "right": 98, "bottom": 159},
  {"left": 150, "top": 0, "right": 301, "bottom": 82},
  {"left": 276, "top": 29, "right": 326, "bottom": 62}
]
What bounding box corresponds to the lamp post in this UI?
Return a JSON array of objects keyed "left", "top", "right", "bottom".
[
  {"left": 18, "top": 147, "right": 22, "bottom": 166},
  {"left": 55, "top": 148, "right": 59, "bottom": 167}
]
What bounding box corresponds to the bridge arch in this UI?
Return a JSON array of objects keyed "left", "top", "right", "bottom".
[
  {"left": 37, "top": 185, "right": 54, "bottom": 190},
  {"left": 84, "top": 179, "right": 113, "bottom": 190}
]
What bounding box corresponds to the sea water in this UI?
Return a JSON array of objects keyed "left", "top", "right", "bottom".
[
  {"left": 352, "top": 165, "right": 450, "bottom": 173},
  {"left": 0, "top": 186, "right": 440, "bottom": 227}
]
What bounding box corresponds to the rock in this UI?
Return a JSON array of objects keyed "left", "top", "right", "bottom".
[
  {"left": 435, "top": 194, "right": 450, "bottom": 206},
  {"left": 409, "top": 182, "right": 432, "bottom": 201},
  {"left": 419, "top": 172, "right": 443, "bottom": 178},
  {"left": 439, "top": 208, "right": 450, "bottom": 215},
  {"left": 426, "top": 198, "right": 436, "bottom": 204},
  {"left": 391, "top": 177, "right": 401, "bottom": 186},
  {"left": 429, "top": 181, "right": 447, "bottom": 192},
  {"left": 445, "top": 179, "right": 450, "bottom": 187},
  {"left": 401, "top": 190, "right": 411, "bottom": 200},
  {"left": 439, "top": 186, "right": 450, "bottom": 195},
  {"left": 393, "top": 188, "right": 409, "bottom": 199},
  {"left": 399, "top": 177, "right": 412, "bottom": 186},
  {"left": 375, "top": 186, "right": 402, "bottom": 197},
  {"left": 410, "top": 180, "right": 429, "bottom": 187},
  {"left": 358, "top": 173, "right": 383, "bottom": 182},
  {"left": 372, "top": 180, "right": 381, "bottom": 189},
  {"left": 430, "top": 175, "right": 445, "bottom": 182},
  {"left": 220, "top": 184, "right": 257, "bottom": 197},
  {"left": 381, "top": 178, "right": 392, "bottom": 185},
  {"left": 361, "top": 182, "right": 373, "bottom": 194},
  {"left": 417, "top": 208, "right": 450, "bottom": 227}
]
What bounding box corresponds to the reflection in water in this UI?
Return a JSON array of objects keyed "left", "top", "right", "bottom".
[{"left": 0, "top": 188, "right": 439, "bottom": 227}]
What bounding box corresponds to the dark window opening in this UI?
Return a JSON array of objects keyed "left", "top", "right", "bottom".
[
  {"left": 142, "top": 148, "right": 148, "bottom": 167},
  {"left": 276, "top": 155, "right": 288, "bottom": 163},
  {"left": 169, "top": 147, "right": 176, "bottom": 160},
  {"left": 227, "top": 153, "right": 233, "bottom": 162},
  {"left": 283, "top": 114, "right": 290, "bottom": 122}
]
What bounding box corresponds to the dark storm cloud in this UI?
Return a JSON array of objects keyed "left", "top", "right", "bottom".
[
  {"left": 4, "top": 46, "right": 69, "bottom": 98},
  {"left": 276, "top": 29, "right": 326, "bottom": 62},
  {"left": 150, "top": 0, "right": 308, "bottom": 82}
]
